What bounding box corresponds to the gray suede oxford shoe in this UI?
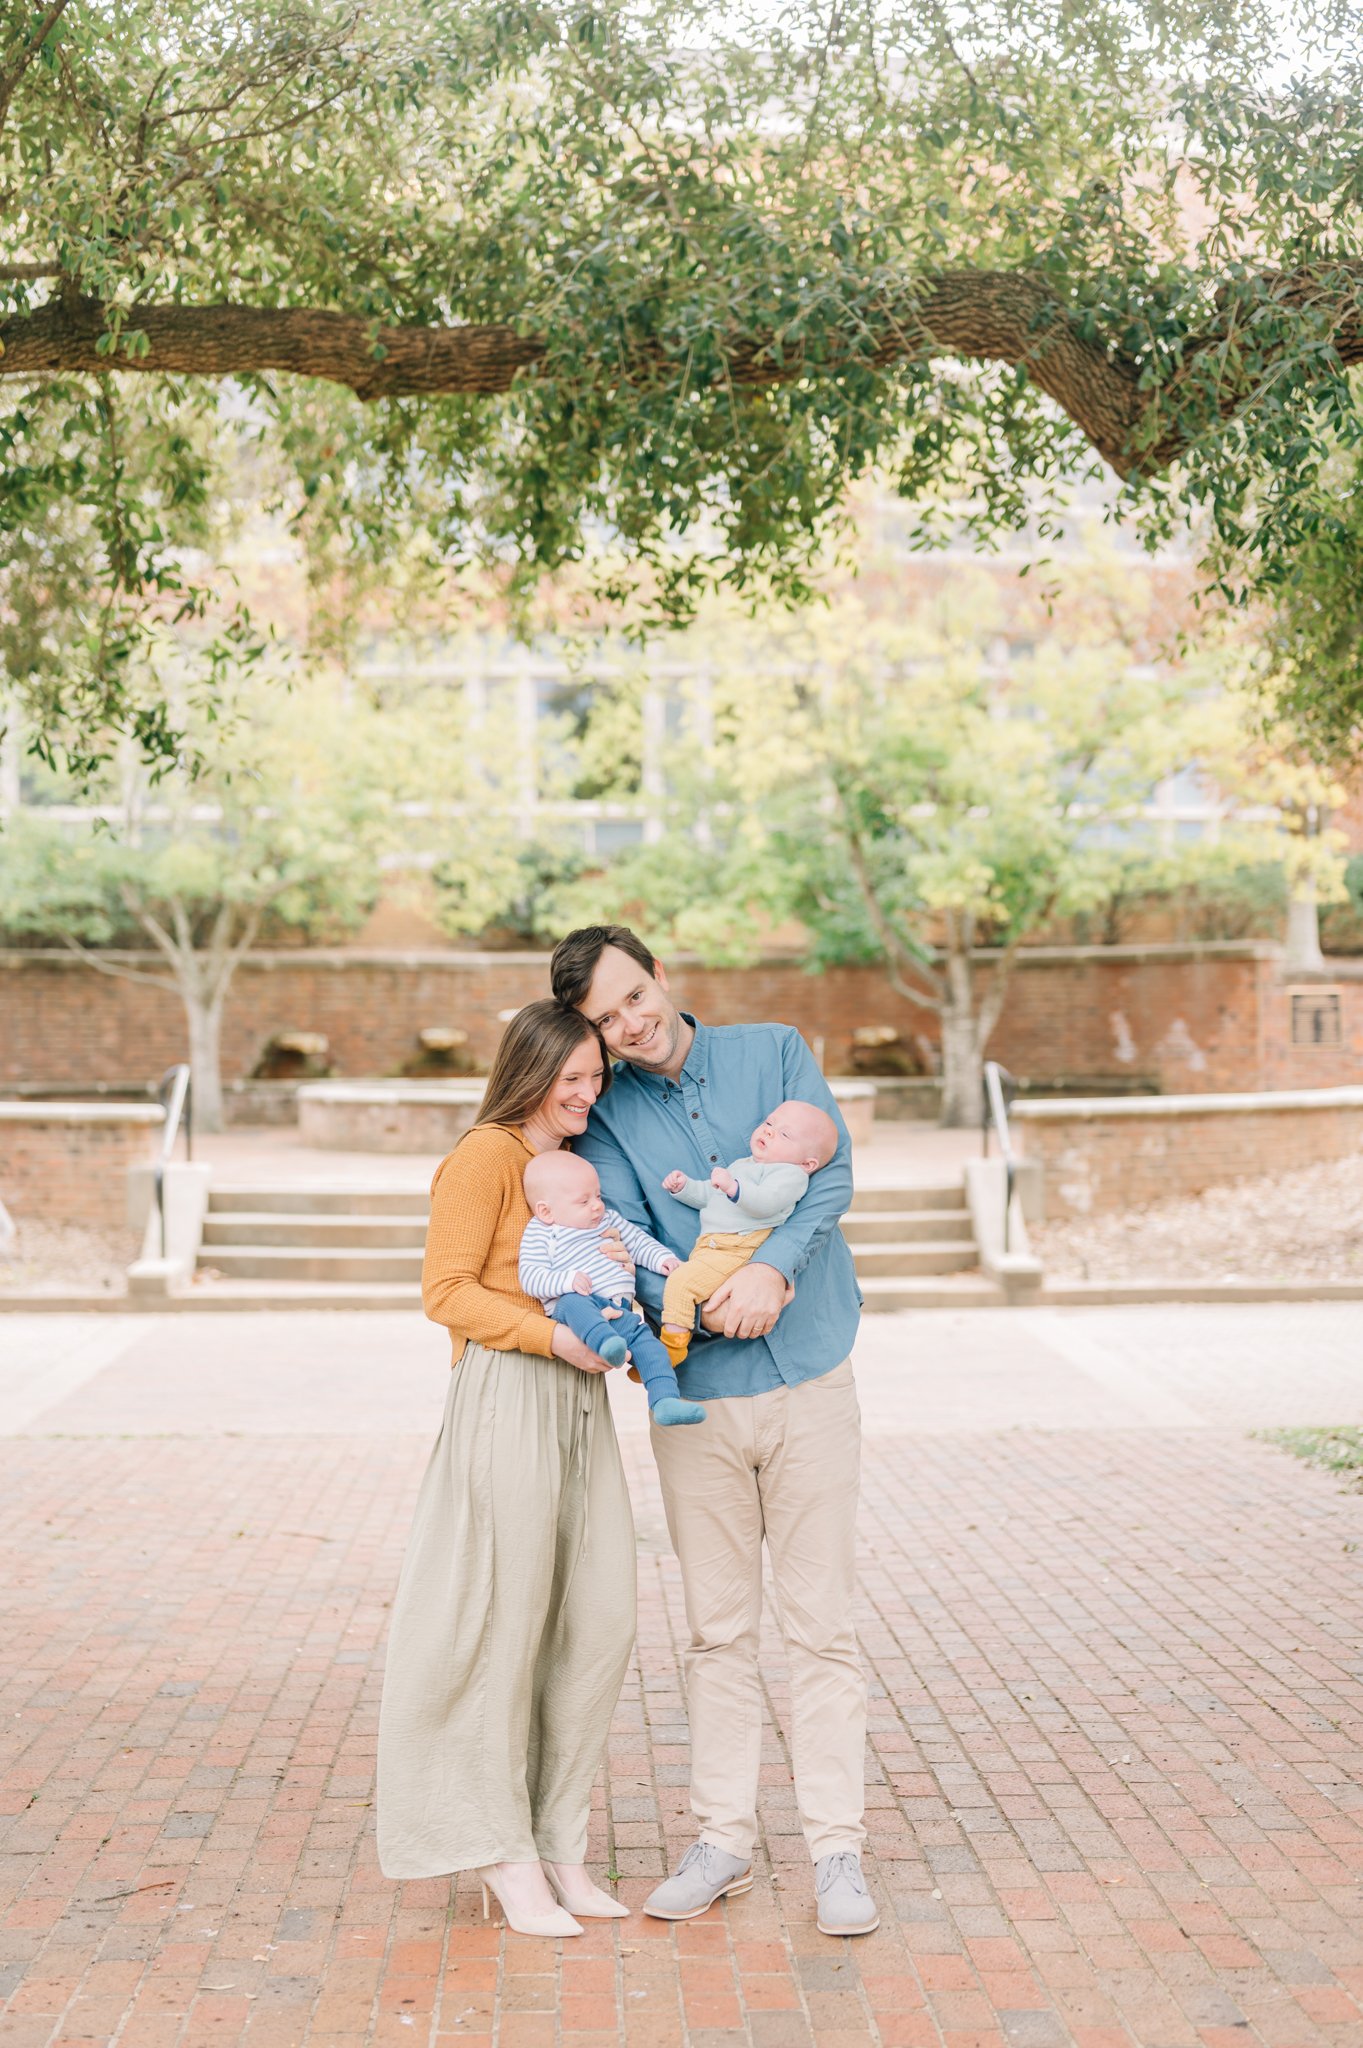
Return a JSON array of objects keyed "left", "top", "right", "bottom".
[
  {"left": 815, "top": 1852, "right": 879, "bottom": 1936},
  {"left": 643, "top": 1842, "right": 753, "bottom": 1920}
]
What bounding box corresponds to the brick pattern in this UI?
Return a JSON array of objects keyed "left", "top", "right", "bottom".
[
  {"left": 1018, "top": 1100, "right": 1363, "bottom": 1216},
  {"left": 3, "top": 1416, "right": 1363, "bottom": 2045},
  {"left": 0, "top": 945, "right": 1326, "bottom": 1099},
  {"left": 0, "top": 1113, "right": 158, "bottom": 1229}
]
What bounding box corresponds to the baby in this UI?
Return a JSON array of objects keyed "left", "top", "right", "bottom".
[
  {"left": 519, "top": 1151, "right": 707, "bottom": 1427},
  {"left": 659, "top": 1098, "right": 840, "bottom": 1369}
]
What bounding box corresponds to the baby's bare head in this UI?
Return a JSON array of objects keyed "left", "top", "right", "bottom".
[
  {"left": 523, "top": 1150, "right": 605, "bottom": 1228},
  {"left": 750, "top": 1100, "right": 839, "bottom": 1173}
]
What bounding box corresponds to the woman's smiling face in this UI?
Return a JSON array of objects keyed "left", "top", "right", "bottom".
[{"left": 535, "top": 1035, "right": 607, "bottom": 1142}]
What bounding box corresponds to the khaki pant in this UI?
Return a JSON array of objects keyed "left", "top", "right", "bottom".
[
  {"left": 662, "top": 1226, "right": 773, "bottom": 1329},
  {"left": 377, "top": 1342, "right": 636, "bottom": 1877},
  {"left": 649, "top": 1356, "right": 866, "bottom": 1862}
]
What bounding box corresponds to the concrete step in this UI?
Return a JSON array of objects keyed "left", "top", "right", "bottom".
[
  {"left": 180, "top": 1278, "right": 423, "bottom": 1309},
  {"left": 208, "top": 1185, "right": 429, "bottom": 1216},
  {"left": 170, "top": 1274, "right": 1006, "bottom": 1313},
  {"left": 852, "top": 1241, "right": 980, "bottom": 1277},
  {"left": 202, "top": 1213, "right": 427, "bottom": 1249},
  {"left": 197, "top": 1246, "right": 424, "bottom": 1282},
  {"left": 199, "top": 1239, "right": 976, "bottom": 1282},
  {"left": 848, "top": 1184, "right": 964, "bottom": 1213},
  {"left": 859, "top": 1274, "right": 1005, "bottom": 1310},
  {"left": 840, "top": 1209, "right": 974, "bottom": 1245}
]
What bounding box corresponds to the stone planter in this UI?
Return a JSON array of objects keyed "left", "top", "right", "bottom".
[
  {"left": 828, "top": 1079, "right": 875, "bottom": 1145},
  {"left": 297, "top": 1080, "right": 486, "bottom": 1153}
]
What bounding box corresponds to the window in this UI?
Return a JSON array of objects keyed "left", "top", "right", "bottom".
[{"left": 1288, "top": 988, "right": 1343, "bottom": 1049}]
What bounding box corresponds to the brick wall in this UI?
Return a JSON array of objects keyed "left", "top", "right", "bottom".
[
  {"left": 0, "top": 941, "right": 1308, "bottom": 1096},
  {"left": 1015, "top": 1088, "right": 1363, "bottom": 1217},
  {"left": 1260, "top": 961, "right": 1363, "bottom": 1091},
  {"left": 0, "top": 1105, "right": 163, "bottom": 1229}
]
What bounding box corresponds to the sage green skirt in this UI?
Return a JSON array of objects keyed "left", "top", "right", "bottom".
[{"left": 376, "top": 1342, "right": 636, "bottom": 1878}]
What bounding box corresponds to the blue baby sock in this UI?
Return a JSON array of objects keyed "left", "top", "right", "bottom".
[{"left": 651, "top": 1395, "right": 707, "bottom": 1427}]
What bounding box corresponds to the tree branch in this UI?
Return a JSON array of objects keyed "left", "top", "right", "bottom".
[
  {"left": 50, "top": 930, "right": 177, "bottom": 992},
  {"left": 1, "top": 262, "right": 1359, "bottom": 475},
  {"left": 838, "top": 806, "right": 944, "bottom": 1014},
  {"left": 0, "top": 0, "right": 73, "bottom": 139},
  {"left": 0, "top": 297, "right": 545, "bottom": 399},
  {"left": 120, "top": 888, "right": 187, "bottom": 974}
]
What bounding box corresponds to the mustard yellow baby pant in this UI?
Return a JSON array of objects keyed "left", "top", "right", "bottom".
[{"left": 660, "top": 1226, "right": 773, "bottom": 1366}]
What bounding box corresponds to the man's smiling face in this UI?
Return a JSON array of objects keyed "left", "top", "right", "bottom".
[{"left": 579, "top": 945, "right": 689, "bottom": 1076}]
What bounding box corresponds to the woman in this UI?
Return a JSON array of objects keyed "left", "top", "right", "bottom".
[{"left": 376, "top": 1001, "right": 636, "bottom": 1936}]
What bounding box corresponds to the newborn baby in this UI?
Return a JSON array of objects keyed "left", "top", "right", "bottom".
[
  {"left": 519, "top": 1151, "right": 706, "bottom": 1426},
  {"left": 660, "top": 1098, "right": 840, "bottom": 1368}
]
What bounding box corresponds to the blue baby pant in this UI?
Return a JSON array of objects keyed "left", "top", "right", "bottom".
[{"left": 550, "top": 1292, "right": 681, "bottom": 1411}]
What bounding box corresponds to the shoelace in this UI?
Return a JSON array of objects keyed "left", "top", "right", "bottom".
[
  {"left": 817, "top": 1852, "right": 865, "bottom": 1895},
  {"left": 676, "top": 1841, "right": 738, "bottom": 1887}
]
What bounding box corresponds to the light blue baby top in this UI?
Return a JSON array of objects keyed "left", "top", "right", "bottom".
[{"left": 668, "top": 1158, "right": 810, "bottom": 1236}]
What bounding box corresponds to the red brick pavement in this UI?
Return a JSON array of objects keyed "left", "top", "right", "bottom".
[{"left": 3, "top": 1417, "right": 1363, "bottom": 2046}]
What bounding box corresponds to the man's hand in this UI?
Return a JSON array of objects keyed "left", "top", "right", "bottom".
[
  {"left": 709, "top": 1167, "right": 739, "bottom": 1197},
  {"left": 700, "top": 1262, "right": 794, "bottom": 1340},
  {"left": 662, "top": 1170, "right": 688, "bottom": 1195},
  {"left": 572, "top": 1270, "right": 595, "bottom": 1294},
  {"left": 597, "top": 1232, "right": 635, "bottom": 1283}
]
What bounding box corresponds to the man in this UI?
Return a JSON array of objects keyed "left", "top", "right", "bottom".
[{"left": 550, "top": 924, "right": 875, "bottom": 1937}]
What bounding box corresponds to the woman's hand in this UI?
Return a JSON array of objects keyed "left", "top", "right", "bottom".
[{"left": 551, "top": 1323, "right": 617, "bottom": 1374}]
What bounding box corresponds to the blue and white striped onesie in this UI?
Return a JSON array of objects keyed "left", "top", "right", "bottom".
[
  {"left": 518, "top": 1209, "right": 693, "bottom": 1414},
  {"left": 518, "top": 1209, "right": 676, "bottom": 1307}
]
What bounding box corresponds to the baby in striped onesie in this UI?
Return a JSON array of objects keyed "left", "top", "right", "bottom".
[{"left": 519, "top": 1152, "right": 707, "bottom": 1427}]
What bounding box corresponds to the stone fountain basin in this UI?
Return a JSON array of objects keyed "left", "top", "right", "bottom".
[
  {"left": 297, "top": 1077, "right": 874, "bottom": 1153},
  {"left": 297, "top": 1081, "right": 486, "bottom": 1153}
]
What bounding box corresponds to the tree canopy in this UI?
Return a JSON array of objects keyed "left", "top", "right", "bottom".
[
  {"left": 545, "top": 557, "right": 1348, "bottom": 1121},
  {"left": 3, "top": 0, "right": 1363, "bottom": 762}
]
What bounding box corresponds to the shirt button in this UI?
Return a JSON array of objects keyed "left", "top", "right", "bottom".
[
  {"left": 691, "top": 1111, "right": 699, "bottom": 1119},
  {"left": 710, "top": 1155, "right": 717, "bottom": 1162}
]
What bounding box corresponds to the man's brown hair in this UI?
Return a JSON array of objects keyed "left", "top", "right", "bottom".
[{"left": 550, "top": 925, "right": 658, "bottom": 1011}]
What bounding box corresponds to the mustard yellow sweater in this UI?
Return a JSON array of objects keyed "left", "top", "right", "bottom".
[{"left": 422, "top": 1123, "right": 558, "bottom": 1364}]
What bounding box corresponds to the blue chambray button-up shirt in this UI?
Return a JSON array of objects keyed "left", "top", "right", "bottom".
[{"left": 572, "top": 1015, "right": 862, "bottom": 1400}]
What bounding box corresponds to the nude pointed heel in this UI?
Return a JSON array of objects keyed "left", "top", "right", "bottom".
[
  {"left": 476, "top": 1865, "right": 583, "bottom": 1938},
  {"left": 543, "top": 1863, "right": 630, "bottom": 1920}
]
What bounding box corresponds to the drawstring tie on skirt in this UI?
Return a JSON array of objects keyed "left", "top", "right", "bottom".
[{"left": 569, "top": 1376, "right": 597, "bottom": 1566}]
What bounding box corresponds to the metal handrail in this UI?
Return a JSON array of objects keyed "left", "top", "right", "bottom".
[
  {"left": 153, "top": 1064, "right": 192, "bottom": 1259},
  {"left": 981, "top": 1060, "right": 1017, "bottom": 1253}
]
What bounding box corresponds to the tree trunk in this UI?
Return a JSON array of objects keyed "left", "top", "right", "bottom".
[
  {"left": 936, "top": 934, "right": 986, "bottom": 1128},
  {"left": 183, "top": 990, "right": 226, "bottom": 1134},
  {"left": 938, "top": 1006, "right": 986, "bottom": 1128},
  {"left": 1284, "top": 884, "right": 1325, "bottom": 974}
]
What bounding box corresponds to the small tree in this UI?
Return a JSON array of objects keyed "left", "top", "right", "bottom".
[
  {"left": 553, "top": 585, "right": 1347, "bottom": 1124},
  {"left": 0, "top": 677, "right": 390, "bottom": 1128}
]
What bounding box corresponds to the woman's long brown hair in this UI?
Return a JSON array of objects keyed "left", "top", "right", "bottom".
[{"left": 472, "top": 999, "right": 612, "bottom": 1134}]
